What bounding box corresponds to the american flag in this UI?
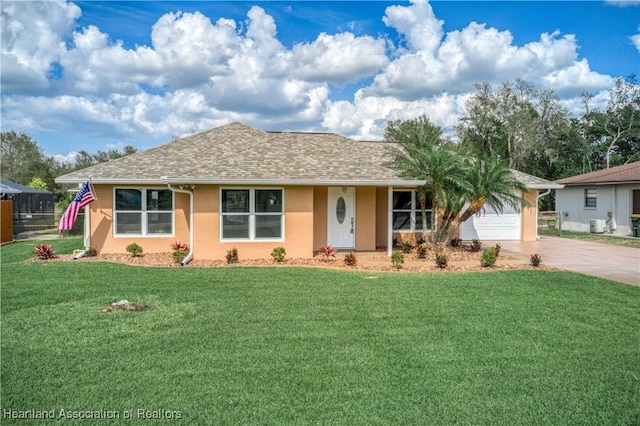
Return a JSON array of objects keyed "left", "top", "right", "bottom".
[{"left": 58, "top": 181, "right": 96, "bottom": 232}]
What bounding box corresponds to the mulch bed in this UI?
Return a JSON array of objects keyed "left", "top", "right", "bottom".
[{"left": 36, "top": 247, "right": 553, "bottom": 273}]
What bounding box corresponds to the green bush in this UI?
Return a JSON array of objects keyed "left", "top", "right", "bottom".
[
  {"left": 481, "top": 248, "right": 497, "bottom": 267},
  {"left": 271, "top": 247, "right": 286, "bottom": 263},
  {"left": 435, "top": 251, "right": 448, "bottom": 269},
  {"left": 391, "top": 250, "right": 404, "bottom": 269},
  {"left": 401, "top": 240, "right": 414, "bottom": 253},
  {"left": 125, "top": 242, "right": 143, "bottom": 257},
  {"left": 172, "top": 249, "right": 189, "bottom": 264},
  {"left": 416, "top": 243, "right": 429, "bottom": 259},
  {"left": 226, "top": 247, "right": 239, "bottom": 264}
]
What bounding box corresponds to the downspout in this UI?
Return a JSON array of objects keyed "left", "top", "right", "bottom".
[
  {"left": 167, "top": 183, "right": 194, "bottom": 265},
  {"left": 388, "top": 186, "right": 393, "bottom": 257},
  {"left": 536, "top": 189, "right": 551, "bottom": 240},
  {"left": 610, "top": 186, "right": 617, "bottom": 233}
]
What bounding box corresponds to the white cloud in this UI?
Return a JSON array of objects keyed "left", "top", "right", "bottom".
[
  {"left": 0, "top": 0, "right": 625, "bottom": 156},
  {"left": 630, "top": 34, "right": 640, "bottom": 51},
  {"left": 605, "top": 0, "right": 640, "bottom": 6},
  {"left": 1, "top": 0, "right": 81, "bottom": 91},
  {"left": 292, "top": 32, "right": 388, "bottom": 84}
]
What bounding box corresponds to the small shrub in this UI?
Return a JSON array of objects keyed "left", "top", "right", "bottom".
[
  {"left": 226, "top": 247, "right": 239, "bottom": 264},
  {"left": 435, "top": 251, "right": 448, "bottom": 269},
  {"left": 416, "top": 243, "right": 429, "bottom": 259},
  {"left": 271, "top": 246, "right": 287, "bottom": 263},
  {"left": 319, "top": 245, "right": 337, "bottom": 261},
  {"left": 530, "top": 253, "right": 542, "bottom": 267},
  {"left": 34, "top": 244, "right": 57, "bottom": 260},
  {"left": 391, "top": 250, "right": 404, "bottom": 269},
  {"left": 84, "top": 247, "right": 97, "bottom": 257},
  {"left": 126, "top": 242, "right": 143, "bottom": 257},
  {"left": 172, "top": 249, "right": 189, "bottom": 264},
  {"left": 170, "top": 241, "right": 190, "bottom": 252},
  {"left": 470, "top": 239, "right": 482, "bottom": 252},
  {"left": 493, "top": 243, "right": 502, "bottom": 257},
  {"left": 416, "top": 236, "right": 426, "bottom": 245},
  {"left": 450, "top": 238, "right": 462, "bottom": 248},
  {"left": 392, "top": 237, "right": 400, "bottom": 248},
  {"left": 480, "top": 248, "right": 497, "bottom": 267},
  {"left": 401, "top": 240, "right": 414, "bottom": 253},
  {"left": 343, "top": 251, "right": 357, "bottom": 266}
]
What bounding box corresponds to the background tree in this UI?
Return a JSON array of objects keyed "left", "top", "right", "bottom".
[
  {"left": 385, "top": 116, "right": 527, "bottom": 246},
  {"left": 1, "top": 131, "right": 55, "bottom": 188},
  {"left": 582, "top": 75, "right": 640, "bottom": 169},
  {"left": 27, "top": 177, "right": 49, "bottom": 191}
]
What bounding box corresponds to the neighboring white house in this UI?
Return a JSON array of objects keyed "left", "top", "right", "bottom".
[{"left": 555, "top": 161, "right": 640, "bottom": 236}]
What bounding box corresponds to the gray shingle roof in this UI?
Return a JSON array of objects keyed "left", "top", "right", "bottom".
[
  {"left": 55, "top": 122, "right": 560, "bottom": 189},
  {"left": 55, "top": 122, "right": 422, "bottom": 186}
]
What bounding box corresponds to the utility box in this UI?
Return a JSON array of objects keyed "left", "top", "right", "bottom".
[
  {"left": 590, "top": 219, "right": 606, "bottom": 234},
  {"left": 631, "top": 214, "right": 640, "bottom": 238}
]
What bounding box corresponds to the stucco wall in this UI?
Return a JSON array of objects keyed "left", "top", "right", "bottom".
[
  {"left": 90, "top": 185, "right": 190, "bottom": 254},
  {"left": 376, "top": 187, "right": 389, "bottom": 249},
  {"left": 521, "top": 189, "right": 538, "bottom": 241},
  {"left": 313, "top": 186, "right": 328, "bottom": 250},
  {"left": 199, "top": 185, "right": 315, "bottom": 260},
  {"left": 355, "top": 187, "right": 377, "bottom": 251},
  {"left": 556, "top": 184, "right": 637, "bottom": 235}
]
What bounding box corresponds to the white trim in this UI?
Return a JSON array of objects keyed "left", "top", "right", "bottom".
[
  {"left": 113, "top": 187, "right": 175, "bottom": 237},
  {"left": 167, "top": 184, "right": 194, "bottom": 265},
  {"left": 219, "top": 187, "right": 285, "bottom": 242},
  {"left": 387, "top": 186, "right": 393, "bottom": 257}
]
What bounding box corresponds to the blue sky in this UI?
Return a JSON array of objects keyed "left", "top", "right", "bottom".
[{"left": 1, "top": 0, "right": 639, "bottom": 161}]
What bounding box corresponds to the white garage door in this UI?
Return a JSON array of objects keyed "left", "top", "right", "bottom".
[{"left": 459, "top": 203, "right": 522, "bottom": 241}]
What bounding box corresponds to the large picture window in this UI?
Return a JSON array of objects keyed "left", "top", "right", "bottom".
[
  {"left": 392, "top": 190, "right": 432, "bottom": 231},
  {"left": 114, "top": 188, "right": 173, "bottom": 236},
  {"left": 221, "top": 188, "right": 283, "bottom": 240}
]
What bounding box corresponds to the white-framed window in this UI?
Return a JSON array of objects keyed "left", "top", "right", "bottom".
[
  {"left": 585, "top": 188, "right": 597, "bottom": 208},
  {"left": 392, "top": 190, "right": 432, "bottom": 231},
  {"left": 220, "top": 188, "right": 284, "bottom": 241},
  {"left": 114, "top": 188, "right": 174, "bottom": 236}
]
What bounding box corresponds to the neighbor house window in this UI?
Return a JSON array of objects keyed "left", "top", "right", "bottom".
[
  {"left": 392, "top": 190, "right": 432, "bottom": 231},
  {"left": 585, "top": 188, "right": 597, "bottom": 208},
  {"left": 221, "top": 189, "right": 283, "bottom": 240},
  {"left": 114, "top": 188, "right": 173, "bottom": 236}
]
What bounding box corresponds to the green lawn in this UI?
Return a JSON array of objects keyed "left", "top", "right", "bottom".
[
  {"left": 538, "top": 227, "right": 640, "bottom": 249},
  {"left": 2, "top": 238, "right": 639, "bottom": 425}
]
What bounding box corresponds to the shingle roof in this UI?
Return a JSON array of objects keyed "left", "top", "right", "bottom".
[
  {"left": 55, "top": 122, "right": 421, "bottom": 186},
  {"left": 512, "top": 171, "right": 564, "bottom": 189},
  {"left": 55, "top": 121, "right": 560, "bottom": 189},
  {"left": 555, "top": 161, "right": 640, "bottom": 185}
]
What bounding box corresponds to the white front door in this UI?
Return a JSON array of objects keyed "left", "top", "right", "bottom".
[{"left": 328, "top": 187, "right": 355, "bottom": 248}]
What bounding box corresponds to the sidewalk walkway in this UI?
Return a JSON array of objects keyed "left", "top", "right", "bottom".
[{"left": 495, "top": 237, "right": 640, "bottom": 286}]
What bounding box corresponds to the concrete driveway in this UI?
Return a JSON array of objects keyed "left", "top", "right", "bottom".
[{"left": 496, "top": 236, "right": 640, "bottom": 286}]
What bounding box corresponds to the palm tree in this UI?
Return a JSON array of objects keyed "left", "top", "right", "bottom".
[
  {"left": 385, "top": 116, "right": 529, "bottom": 246},
  {"left": 384, "top": 116, "right": 466, "bottom": 244},
  {"left": 439, "top": 155, "right": 529, "bottom": 243}
]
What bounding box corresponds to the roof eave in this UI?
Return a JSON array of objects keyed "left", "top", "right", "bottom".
[{"left": 160, "top": 177, "right": 427, "bottom": 187}]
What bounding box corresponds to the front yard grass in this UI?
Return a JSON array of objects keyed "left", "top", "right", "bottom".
[
  {"left": 2, "top": 239, "right": 639, "bottom": 425},
  {"left": 538, "top": 227, "right": 640, "bottom": 249}
]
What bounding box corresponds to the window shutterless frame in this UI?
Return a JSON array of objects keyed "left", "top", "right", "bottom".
[
  {"left": 585, "top": 188, "right": 597, "bottom": 208},
  {"left": 392, "top": 190, "right": 431, "bottom": 232},
  {"left": 220, "top": 188, "right": 284, "bottom": 242},
  {"left": 113, "top": 188, "right": 174, "bottom": 237}
]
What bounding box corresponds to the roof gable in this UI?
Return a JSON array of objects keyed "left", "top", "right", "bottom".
[{"left": 555, "top": 161, "right": 640, "bottom": 185}]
